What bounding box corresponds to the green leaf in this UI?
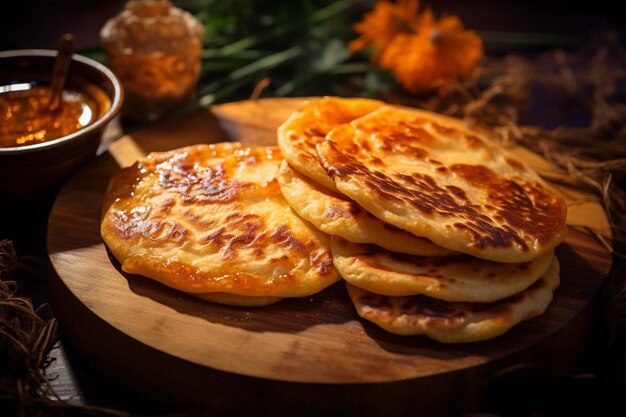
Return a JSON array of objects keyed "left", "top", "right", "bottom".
[
  {"left": 314, "top": 39, "right": 350, "bottom": 71},
  {"left": 198, "top": 46, "right": 304, "bottom": 101},
  {"left": 364, "top": 67, "right": 396, "bottom": 95}
]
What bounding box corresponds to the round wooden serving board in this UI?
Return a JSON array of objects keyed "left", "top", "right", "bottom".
[{"left": 48, "top": 98, "right": 613, "bottom": 417}]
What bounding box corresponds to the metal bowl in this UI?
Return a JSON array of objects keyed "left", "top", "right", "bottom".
[{"left": 0, "top": 49, "right": 123, "bottom": 199}]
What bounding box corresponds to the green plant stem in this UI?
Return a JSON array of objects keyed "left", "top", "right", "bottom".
[
  {"left": 329, "top": 62, "right": 371, "bottom": 75},
  {"left": 201, "top": 49, "right": 270, "bottom": 60},
  {"left": 215, "top": 0, "right": 357, "bottom": 56},
  {"left": 198, "top": 45, "right": 304, "bottom": 105},
  {"left": 312, "top": 0, "right": 357, "bottom": 22},
  {"left": 275, "top": 62, "right": 370, "bottom": 96},
  {"left": 202, "top": 60, "right": 255, "bottom": 72}
]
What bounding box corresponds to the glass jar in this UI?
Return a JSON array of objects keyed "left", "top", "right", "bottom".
[{"left": 101, "top": 0, "right": 204, "bottom": 121}]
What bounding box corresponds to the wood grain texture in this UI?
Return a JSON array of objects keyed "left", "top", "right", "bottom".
[{"left": 47, "top": 98, "right": 613, "bottom": 416}]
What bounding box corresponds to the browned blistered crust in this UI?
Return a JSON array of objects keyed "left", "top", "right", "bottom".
[
  {"left": 101, "top": 143, "right": 339, "bottom": 299},
  {"left": 317, "top": 106, "right": 567, "bottom": 262}
]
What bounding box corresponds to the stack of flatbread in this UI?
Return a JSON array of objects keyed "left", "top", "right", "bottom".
[
  {"left": 276, "top": 97, "right": 567, "bottom": 343},
  {"left": 100, "top": 96, "right": 567, "bottom": 343}
]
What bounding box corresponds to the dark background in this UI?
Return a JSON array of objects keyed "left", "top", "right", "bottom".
[{"left": 1, "top": 0, "right": 625, "bottom": 52}]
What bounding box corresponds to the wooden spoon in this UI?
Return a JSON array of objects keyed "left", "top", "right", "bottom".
[{"left": 48, "top": 33, "right": 75, "bottom": 112}]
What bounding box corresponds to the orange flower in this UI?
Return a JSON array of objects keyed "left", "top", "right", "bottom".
[
  {"left": 351, "top": 1, "right": 483, "bottom": 93},
  {"left": 348, "top": 0, "right": 423, "bottom": 63}
]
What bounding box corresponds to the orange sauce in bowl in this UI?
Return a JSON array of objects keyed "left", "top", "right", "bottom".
[{"left": 0, "top": 83, "right": 110, "bottom": 148}]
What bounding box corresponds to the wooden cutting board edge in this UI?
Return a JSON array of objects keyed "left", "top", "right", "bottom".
[{"left": 46, "top": 97, "right": 614, "bottom": 416}]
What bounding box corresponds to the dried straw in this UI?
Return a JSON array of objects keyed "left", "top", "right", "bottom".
[
  {"left": 1, "top": 239, "right": 55, "bottom": 416},
  {"left": 0, "top": 239, "right": 142, "bottom": 416}
]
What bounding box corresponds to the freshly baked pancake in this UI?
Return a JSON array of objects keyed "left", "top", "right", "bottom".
[
  {"left": 317, "top": 106, "right": 567, "bottom": 263},
  {"left": 278, "top": 160, "right": 454, "bottom": 256},
  {"left": 346, "top": 257, "right": 560, "bottom": 343},
  {"left": 277, "top": 96, "right": 383, "bottom": 191},
  {"left": 101, "top": 143, "right": 340, "bottom": 304},
  {"left": 331, "top": 236, "right": 554, "bottom": 302}
]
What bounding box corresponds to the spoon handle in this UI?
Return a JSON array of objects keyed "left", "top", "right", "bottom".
[{"left": 49, "top": 34, "right": 75, "bottom": 112}]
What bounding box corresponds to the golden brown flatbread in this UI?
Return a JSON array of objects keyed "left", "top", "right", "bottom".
[
  {"left": 346, "top": 257, "right": 560, "bottom": 343},
  {"left": 331, "top": 236, "right": 554, "bottom": 302},
  {"left": 101, "top": 143, "right": 340, "bottom": 305},
  {"left": 317, "top": 106, "right": 567, "bottom": 263},
  {"left": 277, "top": 96, "right": 383, "bottom": 191},
  {"left": 278, "top": 160, "right": 454, "bottom": 256}
]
